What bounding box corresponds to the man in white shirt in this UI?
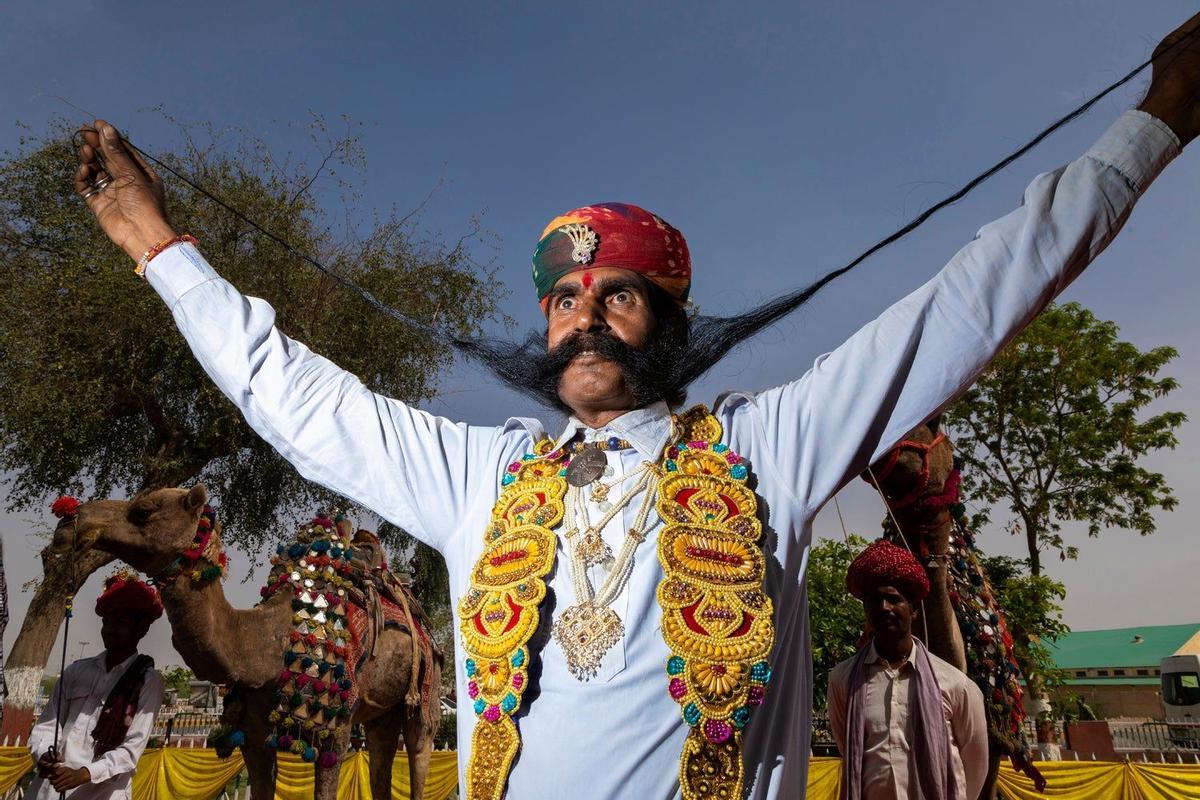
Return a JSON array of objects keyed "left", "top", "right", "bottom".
[
  {"left": 67, "top": 14, "right": 1199, "bottom": 799},
  {"left": 28, "top": 575, "right": 165, "bottom": 799},
  {"left": 827, "top": 540, "right": 987, "bottom": 800}
]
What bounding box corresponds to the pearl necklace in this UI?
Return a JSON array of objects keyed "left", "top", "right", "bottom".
[{"left": 552, "top": 458, "right": 661, "bottom": 681}]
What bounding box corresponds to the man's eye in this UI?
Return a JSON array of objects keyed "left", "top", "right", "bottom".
[
  {"left": 611, "top": 291, "right": 632, "bottom": 304},
  {"left": 557, "top": 296, "right": 576, "bottom": 310}
]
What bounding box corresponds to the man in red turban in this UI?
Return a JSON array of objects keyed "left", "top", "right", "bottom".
[
  {"left": 828, "top": 541, "right": 986, "bottom": 800},
  {"left": 28, "top": 574, "right": 164, "bottom": 798}
]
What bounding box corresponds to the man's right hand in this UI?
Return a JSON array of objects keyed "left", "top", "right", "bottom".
[
  {"left": 74, "top": 119, "right": 178, "bottom": 264},
  {"left": 35, "top": 747, "right": 61, "bottom": 778}
]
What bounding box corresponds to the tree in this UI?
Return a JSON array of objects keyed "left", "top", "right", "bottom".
[
  {"left": 943, "top": 302, "right": 1183, "bottom": 576},
  {"left": 160, "top": 665, "right": 195, "bottom": 697},
  {"left": 0, "top": 115, "right": 501, "bottom": 731},
  {"left": 978, "top": 555, "right": 1069, "bottom": 697},
  {"left": 807, "top": 534, "right": 869, "bottom": 710}
]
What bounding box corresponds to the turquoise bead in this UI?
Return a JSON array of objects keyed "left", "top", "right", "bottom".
[
  {"left": 473, "top": 698, "right": 486, "bottom": 715},
  {"left": 730, "top": 464, "right": 748, "bottom": 480},
  {"left": 665, "top": 460, "right": 677, "bottom": 472},
  {"left": 666, "top": 656, "right": 685, "bottom": 676},
  {"left": 510, "top": 649, "right": 526, "bottom": 668},
  {"left": 732, "top": 707, "right": 751, "bottom": 729},
  {"left": 683, "top": 703, "right": 701, "bottom": 726},
  {"left": 751, "top": 661, "right": 771, "bottom": 684},
  {"left": 501, "top": 693, "right": 518, "bottom": 713},
  {"left": 501, "top": 473, "right": 515, "bottom": 485},
  {"left": 465, "top": 659, "right": 476, "bottom": 677},
  {"left": 713, "top": 443, "right": 729, "bottom": 453}
]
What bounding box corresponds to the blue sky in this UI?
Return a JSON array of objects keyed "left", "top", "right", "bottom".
[{"left": 3, "top": 1, "right": 1198, "bottom": 669}]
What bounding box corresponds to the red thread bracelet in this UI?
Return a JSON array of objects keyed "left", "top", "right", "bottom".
[{"left": 135, "top": 234, "right": 198, "bottom": 278}]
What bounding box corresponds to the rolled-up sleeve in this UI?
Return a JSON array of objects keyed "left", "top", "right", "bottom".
[{"left": 743, "top": 110, "right": 1180, "bottom": 513}]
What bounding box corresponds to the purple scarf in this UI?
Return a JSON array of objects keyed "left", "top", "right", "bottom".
[{"left": 840, "top": 638, "right": 957, "bottom": 800}]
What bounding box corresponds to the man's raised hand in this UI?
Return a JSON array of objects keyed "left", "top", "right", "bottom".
[
  {"left": 1140, "top": 11, "right": 1200, "bottom": 146},
  {"left": 74, "top": 120, "right": 177, "bottom": 263}
]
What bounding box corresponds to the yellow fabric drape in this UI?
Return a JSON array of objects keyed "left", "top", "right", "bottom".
[
  {"left": 807, "top": 757, "right": 843, "bottom": 797},
  {"left": 995, "top": 761, "right": 1130, "bottom": 800},
  {"left": 271, "top": 751, "right": 458, "bottom": 800},
  {"left": 4, "top": 746, "right": 1200, "bottom": 799},
  {"left": 132, "top": 749, "right": 246, "bottom": 800},
  {"left": 1125, "top": 762, "right": 1200, "bottom": 800},
  {"left": 0, "top": 747, "right": 34, "bottom": 794},
  {"left": 0, "top": 746, "right": 457, "bottom": 799}
]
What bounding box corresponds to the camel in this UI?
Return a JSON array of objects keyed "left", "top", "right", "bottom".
[
  {"left": 62, "top": 484, "right": 441, "bottom": 800},
  {"left": 866, "top": 416, "right": 1043, "bottom": 799}
]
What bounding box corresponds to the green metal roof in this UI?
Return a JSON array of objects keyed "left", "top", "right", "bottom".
[
  {"left": 1047, "top": 623, "right": 1200, "bottom": 670},
  {"left": 1062, "top": 677, "right": 1160, "bottom": 686}
]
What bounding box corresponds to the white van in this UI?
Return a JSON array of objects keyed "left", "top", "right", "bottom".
[{"left": 1161, "top": 654, "right": 1200, "bottom": 749}]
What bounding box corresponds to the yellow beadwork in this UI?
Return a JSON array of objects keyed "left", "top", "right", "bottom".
[
  {"left": 657, "top": 407, "right": 775, "bottom": 800},
  {"left": 458, "top": 406, "right": 774, "bottom": 800},
  {"left": 459, "top": 445, "right": 563, "bottom": 800}
]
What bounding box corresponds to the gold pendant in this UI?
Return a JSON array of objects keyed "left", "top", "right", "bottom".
[
  {"left": 552, "top": 602, "right": 624, "bottom": 680},
  {"left": 576, "top": 529, "right": 612, "bottom": 566}
]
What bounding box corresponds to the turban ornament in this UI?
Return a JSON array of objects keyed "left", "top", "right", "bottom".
[
  {"left": 95, "top": 572, "right": 164, "bottom": 621},
  {"left": 532, "top": 202, "right": 691, "bottom": 312},
  {"left": 846, "top": 540, "right": 930, "bottom": 602}
]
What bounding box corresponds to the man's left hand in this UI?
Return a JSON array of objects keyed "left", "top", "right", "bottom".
[
  {"left": 1140, "top": 11, "right": 1200, "bottom": 146},
  {"left": 49, "top": 765, "right": 91, "bottom": 792}
]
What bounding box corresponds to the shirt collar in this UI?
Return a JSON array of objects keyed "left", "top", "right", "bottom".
[
  {"left": 98, "top": 650, "right": 140, "bottom": 675},
  {"left": 551, "top": 401, "right": 676, "bottom": 462},
  {"left": 865, "top": 640, "right": 914, "bottom": 670}
]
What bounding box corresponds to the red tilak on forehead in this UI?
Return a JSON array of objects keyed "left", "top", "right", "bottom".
[{"left": 581, "top": 271, "right": 594, "bottom": 289}]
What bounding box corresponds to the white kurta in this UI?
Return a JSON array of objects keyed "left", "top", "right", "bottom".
[
  {"left": 143, "top": 110, "right": 1177, "bottom": 798},
  {"left": 27, "top": 653, "right": 164, "bottom": 800}
]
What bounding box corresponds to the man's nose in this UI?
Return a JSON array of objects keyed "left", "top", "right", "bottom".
[{"left": 573, "top": 297, "right": 609, "bottom": 333}]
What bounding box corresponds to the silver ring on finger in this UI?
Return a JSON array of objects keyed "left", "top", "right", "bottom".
[
  {"left": 93, "top": 176, "right": 113, "bottom": 192},
  {"left": 81, "top": 186, "right": 101, "bottom": 201}
]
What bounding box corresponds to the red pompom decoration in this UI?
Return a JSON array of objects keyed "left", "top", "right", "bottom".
[{"left": 50, "top": 496, "right": 81, "bottom": 519}]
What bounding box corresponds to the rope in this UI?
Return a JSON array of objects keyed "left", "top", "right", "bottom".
[
  {"left": 833, "top": 495, "right": 850, "bottom": 544},
  {"left": 864, "top": 464, "right": 930, "bottom": 645}
]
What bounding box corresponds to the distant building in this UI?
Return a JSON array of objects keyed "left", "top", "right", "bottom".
[{"left": 1039, "top": 623, "right": 1200, "bottom": 718}]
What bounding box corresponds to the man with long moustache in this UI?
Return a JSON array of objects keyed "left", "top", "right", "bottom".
[{"left": 72, "top": 14, "right": 1200, "bottom": 799}]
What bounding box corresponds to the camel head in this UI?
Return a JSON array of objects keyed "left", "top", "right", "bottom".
[
  {"left": 63, "top": 485, "right": 211, "bottom": 579},
  {"left": 865, "top": 416, "right": 955, "bottom": 511}
]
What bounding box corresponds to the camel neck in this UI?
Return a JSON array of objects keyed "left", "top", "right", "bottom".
[
  {"left": 159, "top": 576, "right": 291, "bottom": 686},
  {"left": 891, "top": 506, "right": 954, "bottom": 551}
]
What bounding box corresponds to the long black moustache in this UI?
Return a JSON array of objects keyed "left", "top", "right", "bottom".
[{"left": 454, "top": 305, "right": 691, "bottom": 412}]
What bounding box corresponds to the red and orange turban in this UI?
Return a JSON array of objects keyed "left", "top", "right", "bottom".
[
  {"left": 95, "top": 573, "right": 163, "bottom": 621},
  {"left": 532, "top": 202, "right": 691, "bottom": 312},
  {"left": 846, "top": 540, "right": 930, "bottom": 602}
]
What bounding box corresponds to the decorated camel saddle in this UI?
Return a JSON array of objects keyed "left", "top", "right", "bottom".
[{"left": 254, "top": 513, "right": 441, "bottom": 766}]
